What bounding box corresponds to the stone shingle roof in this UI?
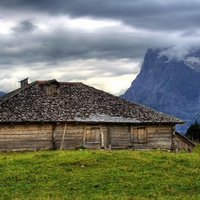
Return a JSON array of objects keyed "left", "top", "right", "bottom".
[{"left": 0, "top": 80, "right": 184, "bottom": 124}]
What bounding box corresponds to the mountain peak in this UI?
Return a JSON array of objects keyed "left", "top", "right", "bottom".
[{"left": 121, "top": 48, "right": 200, "bottom": 133}]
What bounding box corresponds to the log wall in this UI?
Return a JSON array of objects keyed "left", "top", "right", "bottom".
[
  {"left": 143, "top": 125, "right": 172, "bottom": 150},
  {"left": 109, "top": 125, "right": 132, "bottom": 149},
  {"left": 0, "top": 123, "right": 180, "bottom": 151},
  {"left": 54, "top": 124, "right": 84, "bottom": 149},
  {"left": 0, "top": 124, "right": 53, "bottom": 151},
  {"left": 109, "top": 125, "right": 173, "bottom": 150}
]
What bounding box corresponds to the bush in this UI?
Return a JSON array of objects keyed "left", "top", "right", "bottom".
[
  {"left": 74, "top": 145, "right": 87, "bottom": 150},
  {"left": 185, "top": 120, "right": 200, "bottom": 142}
]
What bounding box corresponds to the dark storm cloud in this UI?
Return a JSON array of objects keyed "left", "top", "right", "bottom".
[
  {"left": 0, "top": 26, "right": 173, "bottom": 70},
  {"left": 0, "top": 23, "right": 158, "bottom": 68},
  {"left": 2, "top": 0, "right": 200, "bottom": 32},
  {"left": 1, "top": 0, "right": 200, "bottom": 65},
  {"left": 1, "top": 0, "right": 200, "bottom": 94},
  {"left": 12, "top": 20, "right": 38, "bottom": 33}
]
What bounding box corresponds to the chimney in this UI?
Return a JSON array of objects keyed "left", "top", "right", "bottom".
[{"left": 19, "top": 78, "right": 29, "bottom": 88}]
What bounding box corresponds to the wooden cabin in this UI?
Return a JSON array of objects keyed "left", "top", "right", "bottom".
[{"left": 0, "top": 79, "right": 194, "bottom": 151}]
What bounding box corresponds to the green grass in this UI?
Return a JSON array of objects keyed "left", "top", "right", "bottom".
[{"left": 0, "top": 145, "right": 200, "bottom": 200}]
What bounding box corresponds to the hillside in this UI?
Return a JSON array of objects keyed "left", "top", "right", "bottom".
[
  {"left": 121, "top": 48, "right": 200, "bottom": 133},
  {"left": 0, "top": 92, "right": 5, "bottom": 97},
  {"left": 0, "top": 147, "right": 199, "bottom": 199}
]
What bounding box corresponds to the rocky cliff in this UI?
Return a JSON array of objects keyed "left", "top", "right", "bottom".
[{"left": 121, "top": 48, "right": 200, "bottom": 133}]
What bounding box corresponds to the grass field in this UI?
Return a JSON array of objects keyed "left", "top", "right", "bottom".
[{"left": 0, "top": 145, "right": 200, "bottom": 200}]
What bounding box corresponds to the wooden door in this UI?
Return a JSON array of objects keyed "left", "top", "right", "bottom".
[
  {"left": 85, "top": 126, "right": 102, "bottom": 147},
  {"left": 132, "top": 126, "right": 147, "bottom": 144}
]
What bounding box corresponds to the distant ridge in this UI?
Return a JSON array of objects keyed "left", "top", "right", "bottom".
[
  {"left": 0, "top": 92, "right": 5, "bottom": 97},
  {"left": 121, "top": 48, "right": 200, "bottom": 133}
]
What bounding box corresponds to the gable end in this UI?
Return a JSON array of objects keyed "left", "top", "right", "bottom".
[{"left": 41, "top": 79, "right": 60, "bottom": 95}]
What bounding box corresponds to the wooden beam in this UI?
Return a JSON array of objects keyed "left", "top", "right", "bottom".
[
  {"left": 170, "top": 125, "right": 175, "bottom": 151},
  {"left": 100, "top": 125, "right": 104, "bottom": 148},
  {"left": 107, "top": 125, "right": 111, "bottom": 149},
  {"left": 60, "top": 123, "right": 67, "bottom": 150},
  {"left": 83, "top": 125, "right": 87, "bottom": 147},
  {"left": 52, "top": 124, "right": 56, "bottom": 150}
]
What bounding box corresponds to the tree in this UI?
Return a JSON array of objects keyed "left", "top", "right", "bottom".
[{"left": 185, "top": 120, "right": 200, "bottom": 142}]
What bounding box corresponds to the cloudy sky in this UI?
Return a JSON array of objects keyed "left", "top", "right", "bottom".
[{"left": 0, "top": 0, "right": 200, "bottom": 94}]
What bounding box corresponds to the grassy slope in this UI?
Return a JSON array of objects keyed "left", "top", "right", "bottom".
[{"left": 0, "top": 145, "right": 200, "bottom": 200}]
